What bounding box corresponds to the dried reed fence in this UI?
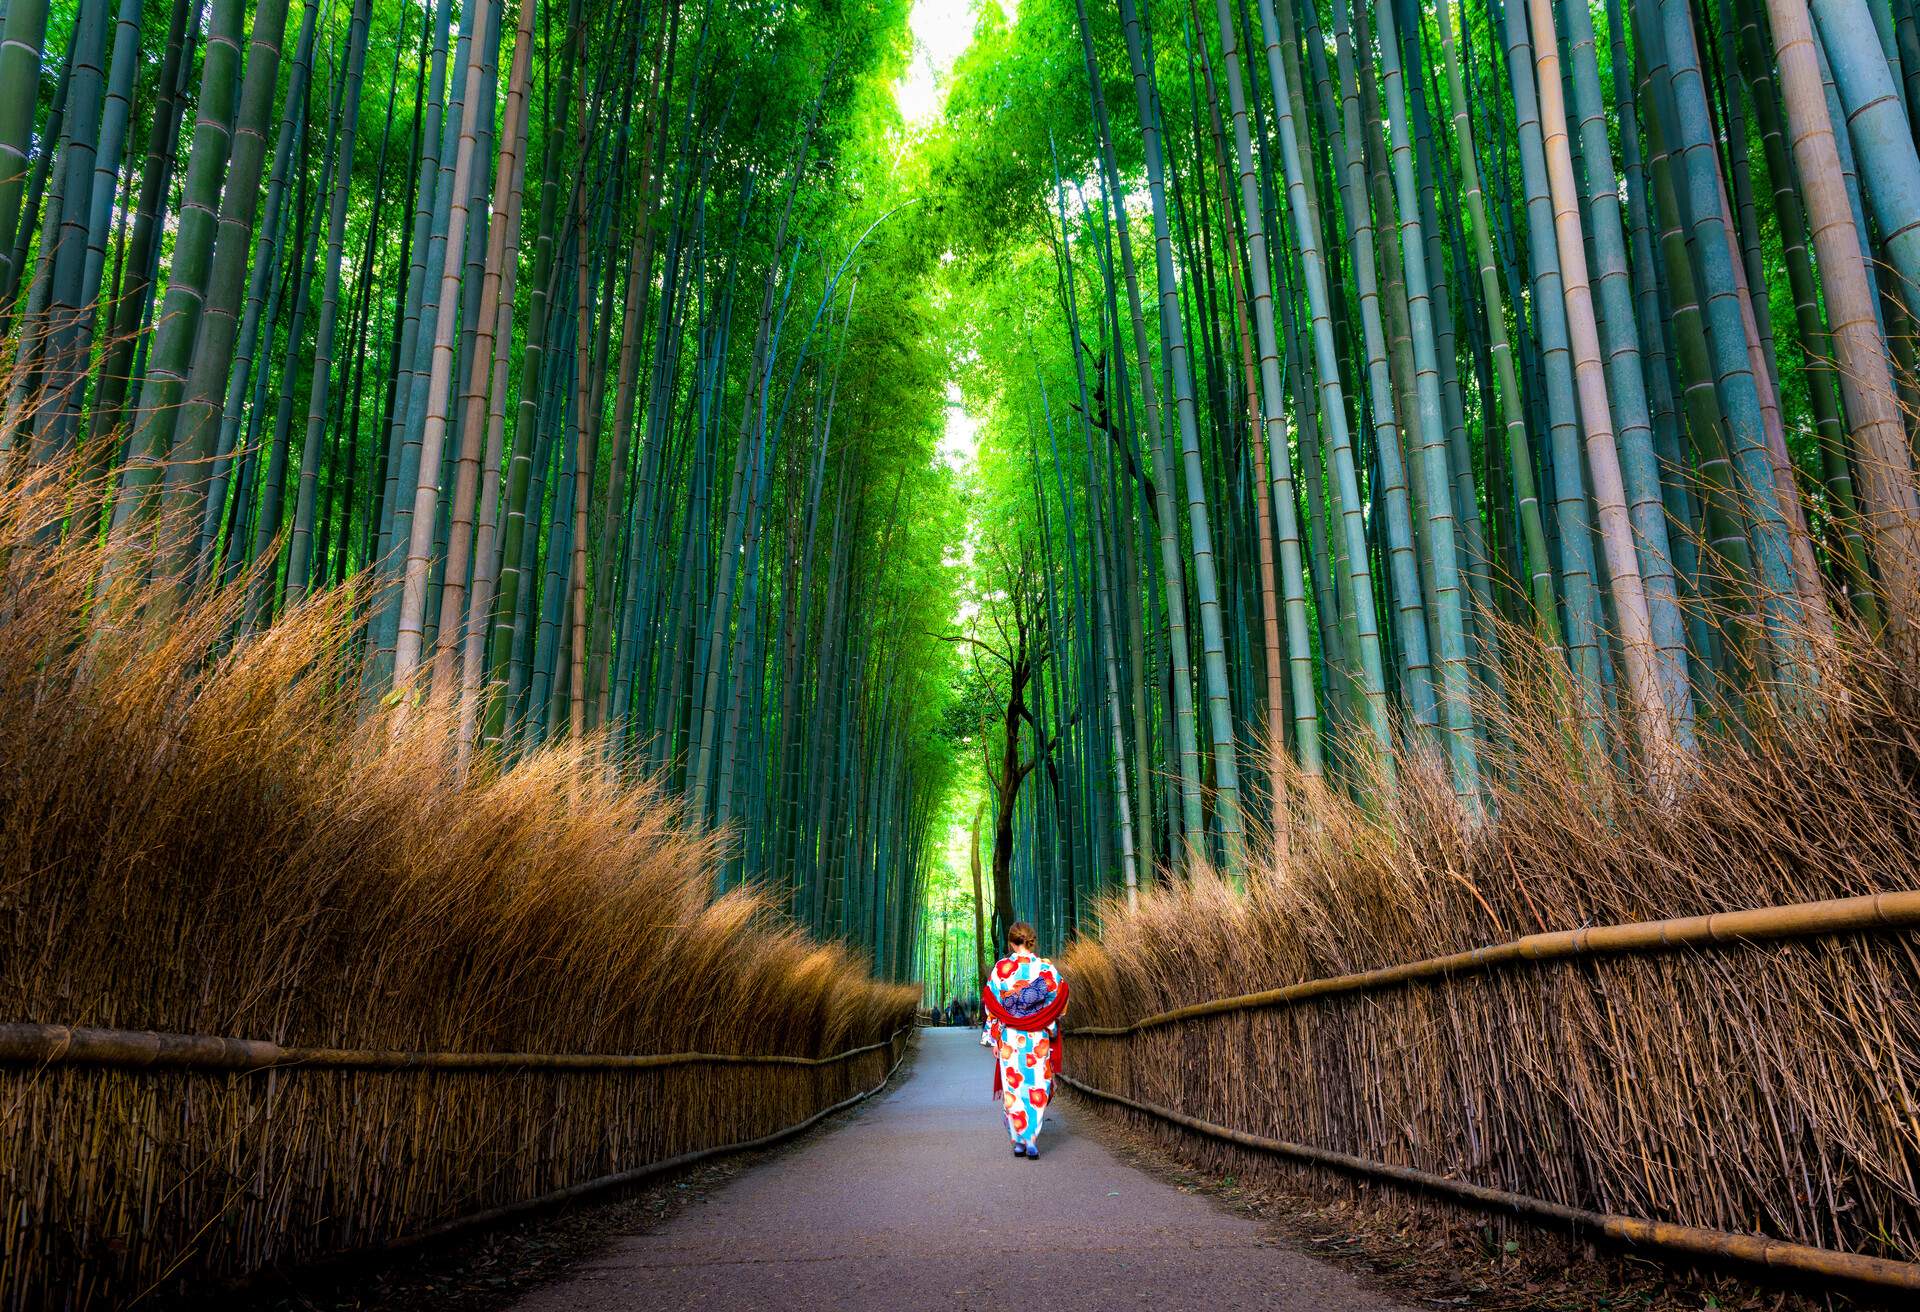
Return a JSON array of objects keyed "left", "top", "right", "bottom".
[
  {"left": 3, "top": 1026, "right": 908, "bottom": 1308},
  {"left": 1062, "top": 630, "right": 1920, "bottom": 1298},
  {"left": 0, "top": 474, "right": 919, "bottom": 1308}
]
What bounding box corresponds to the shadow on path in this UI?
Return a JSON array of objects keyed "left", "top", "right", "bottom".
[{"left": 508, "top": 1027, "right": 1418, "bottom": 1310}]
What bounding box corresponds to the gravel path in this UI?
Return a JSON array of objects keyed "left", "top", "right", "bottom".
[{"left": 507, "top": 1027, "right": 1418, "bottom": 1311}]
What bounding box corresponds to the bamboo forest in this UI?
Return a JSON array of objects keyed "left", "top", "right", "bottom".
[{"left": 6, "top": 0, "right": 1920, "bottom": 1303}]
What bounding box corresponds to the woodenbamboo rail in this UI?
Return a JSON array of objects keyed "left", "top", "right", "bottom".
[
  {"left": 0, "top": 1023, "right": 903, "bottom": 1072},
  {"left": 270, "top": 1031, "right": 914, "bottom": 1275},
  {"left": 1066, "top": 889, "right": 1920, "bottom": 1037},
  {"left": 378, "top": 1037, "right": 910, "bottom": 1245},
  {"left": 5, "top": 1020, "right": 913, "bottom": 1300},
  {"left": 1059, "top": 1073, "right": 1920, "bottom": 1292}
]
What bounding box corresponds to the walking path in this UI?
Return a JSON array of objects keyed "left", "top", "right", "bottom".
[{"left": 509, "top": 1027, "right": 1417, "bottom": 1310}]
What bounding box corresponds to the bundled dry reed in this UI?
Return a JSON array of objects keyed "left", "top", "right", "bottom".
[
  {"left": 1064, "top": 615, "right": 1920, "bottom": 1293},
  {"left": 0, "top": 471, "right": 917, "bottom": 1308}
]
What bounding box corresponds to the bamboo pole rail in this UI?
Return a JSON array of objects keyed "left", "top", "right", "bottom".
[
  {"left": 1066, "top": 890, "right": 1920, "bottom": 1036},
  {"left": 255, "top": 1032, "right": 915, "bottom": 1281},
  {"left": 1059, "top": 1073, "right": 1920, "bottom": 1291},
  {"left": 380, "top": 1035, "right": 911, "bottom": 1248},
  {"left": 0, "top": 1023, "right": 907, "bottom": 1072}
]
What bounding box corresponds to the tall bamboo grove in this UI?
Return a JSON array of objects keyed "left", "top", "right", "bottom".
[
  {"left": 0, "top": 0, "right": 958, "bottom": 977},
  {"left": 6, "top": 0, "right": 1920, "bottom": 959},
  {"left": 930, "top": 0, "right": 1920, "bottom": 942}
]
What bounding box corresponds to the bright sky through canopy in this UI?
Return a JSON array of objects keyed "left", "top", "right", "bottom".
[
  {"left": 891, "top": 3, "right": 986, "bottom": 472},
  {"left": 895, "top": 0, "right": 982, "bottom": 124},
  {"left": 938, "top": 382, "right": 980, "bottom": 471}
]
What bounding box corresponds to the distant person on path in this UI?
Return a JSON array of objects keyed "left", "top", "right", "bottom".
[{"left": 979, "top": 921, "right": 1068, "bottom": 1160}]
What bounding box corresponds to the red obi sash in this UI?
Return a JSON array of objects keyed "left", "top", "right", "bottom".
[{"left": 981, "top": 976, "right": 1067, "bottom": 1097}]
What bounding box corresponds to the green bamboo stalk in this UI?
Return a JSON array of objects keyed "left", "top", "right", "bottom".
[
  {"left": 1251, "top": 0, "right": 1400, "bottom": 768},
  {"left": 1556, "top": 0, "right": 1695, "bottom": 739},
  {"left": 152, "top": 0, "right": 296, "bottom": 578},
  {"left": 0, "top": 0, "right": 50, "bottom": 298},
  {"left": 1373, "top": 0, "right": 1481, "bottom": 795},
  {"left": 1528, "top": 0, "right": 1680, "bottom": 774},
  {"left": 1120, "top": 0, "right": 1247, "bottom": 872},
  {"left": 104, "top": 0, "right": 249, "bottom": 553},
  {"left": 437, "top": 0, "right": 538, "bottom": 711},
  {"left": 1211, "top": 0, "right": 1328, "bottom": 780},
  {"left": 1505, "top": 0, "right": 1607, "bottom": 742},
  {"left": 1071, "top": 0, "right": 1205, "bottom": 866},
  {"left": 1738, "top": 5, "right": 1879, "bottom": 627},
  {"left": 284, "top": 0, "right": 378, "bottom": 606},
  {"left": 1327, "top": 0, "right": 1435, "bottom": 732},
  {"left": 1654, "top": 0, "right": 1808, "bottom": 674},
  {"left": 1770, "top": 0, "right": 1920, "bottom": 638},
  {"left": 394, "top": 0, "right": 503, "bottom": 684},
  {"left": 29, "top": 0, "right": 108, "bottom": 462},
  {"left": 1434, "top": 0, "right": 1558, "bottom": 645}
]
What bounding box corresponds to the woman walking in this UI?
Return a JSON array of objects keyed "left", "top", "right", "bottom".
[{"left": 980, "top": 922, "right": 1068, "bottom": 1159}]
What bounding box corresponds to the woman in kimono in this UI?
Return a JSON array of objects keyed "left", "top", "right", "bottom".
[{"left": 979, "top": 922, "right": 1068, "bottom": 1159}]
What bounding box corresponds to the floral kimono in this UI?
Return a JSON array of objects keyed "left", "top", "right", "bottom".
[{"left": 980, "top": 949, "right": 1068, "bottom": 1151}]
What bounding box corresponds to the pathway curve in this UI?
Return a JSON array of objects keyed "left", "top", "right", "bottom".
[{"left": 509, "top": 1028, "right": 1416, "bottom": 1310}]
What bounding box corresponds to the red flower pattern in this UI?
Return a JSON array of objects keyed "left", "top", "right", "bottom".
[{"left": 989, "top": 951, "right": 1064, "bottom": 1150}]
